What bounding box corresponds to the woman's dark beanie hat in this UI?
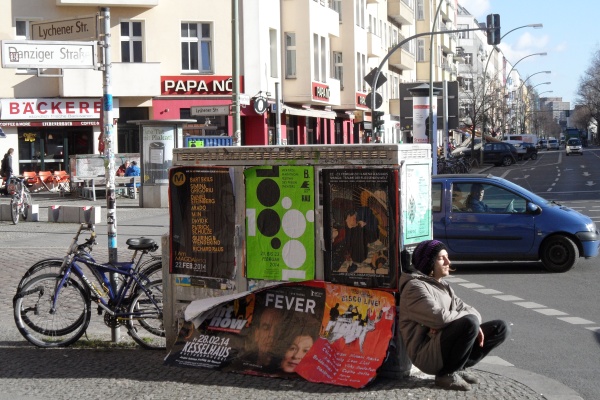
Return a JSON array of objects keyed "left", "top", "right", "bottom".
[{"left": 412, "top": 240, "right": 447, "bottom": 275}]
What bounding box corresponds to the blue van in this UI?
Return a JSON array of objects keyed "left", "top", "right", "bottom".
[{"left": 432, "top": 174, "right": 599, "bottom": 272}]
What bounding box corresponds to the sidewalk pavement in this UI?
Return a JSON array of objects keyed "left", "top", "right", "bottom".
[{"left": 0, "top": 191, "right": 583, "bottom": 399}]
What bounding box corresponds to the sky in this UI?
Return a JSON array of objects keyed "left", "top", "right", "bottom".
[{"left": 459, "top": 0, "right": 600, "bottom": 106}]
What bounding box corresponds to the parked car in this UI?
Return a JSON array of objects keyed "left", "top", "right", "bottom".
[
  {"left": 432, "top": 174, "right": 600, "bottom": 272},
  {"left": 537, "top": 139, "right": 547, "bottom": 149},
  {"left": 515, "top": 142, "right": 538, "bottom": 160},
  {"left": 547, "top": 138, "right": 559, "bottom": 150},
  {"left": 565, "top": 138, "right": 583, "bottom": 156},
  {"left": 451, "top": 142, "right": 518, "bottom": 166}
]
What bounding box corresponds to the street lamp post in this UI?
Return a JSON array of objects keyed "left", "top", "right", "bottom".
[
  {"left": 479, "top": 24, "right": 542, "bottom": 164},
  {"left": 503, "top": 52, "right": 547, "bottom": 134},
  {"left": 514, "top": 72, "right": 551, "bottom": 133},
  {"left": 532, "top": 90, "right": 553, "bottom": 135}
]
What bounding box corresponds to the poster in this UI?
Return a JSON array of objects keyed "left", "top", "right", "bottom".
[
  {"left": 142, "top": 125, "right": 175, "bottom": 184},
  {"left": 402, "top": 163, "right": 431, "bottom": 245},
  {"left": 322, "top": 169, "right": 398, "bottom": 289},
  {"left": 244, "top": 166, "right": 315, "bottom": 281},
  {"left": 169, "top": 166, "right": 236, "bottom": 289},
  {"left": 164, "top": 281, "right": 395, "bottom": 389}
]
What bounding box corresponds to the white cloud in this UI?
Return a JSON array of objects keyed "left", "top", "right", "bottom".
[{"left": 459, "top": 0, "right": 491, "bottom": 18}]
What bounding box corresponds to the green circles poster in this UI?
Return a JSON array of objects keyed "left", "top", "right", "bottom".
[{"left": 245, "top": 166, "right": 315, "bottom": 281}]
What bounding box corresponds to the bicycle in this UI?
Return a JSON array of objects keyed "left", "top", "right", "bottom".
[
  {"left": 7, "top": 175, "right": 32, "bottom": 224},
  {"left": 13, "top": 223, "right": 165, "bottom": 349}
]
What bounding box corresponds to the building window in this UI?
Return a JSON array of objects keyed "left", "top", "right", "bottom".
[
  {"left": 120, "top": 21, "right": 143, "bottom": 62},
  {"left": 464, "top": 52, "right": 473, "bottom": 65},
  {"left": 285, "top": 32, "right": 296, "bottom": 78},
  {"left": 416, "top": 39, "right": 425, "bottom": 62},
  {"left": 458, "top": 24, "right": 470, "bottom": 39},
  {"left": 333, "top": 51, "right": 343, "bottom": 89},
  {"left": 313, "top": 34, "right": 319, "bottom": 81},
  {"left": 320, "top": 36, "right": 326, "bottom": 83},
  {"left": 15, "top": 19, "right": 35, "bottom": 74},
  {"left": 269, "top": 29, "right": 278, "bottom": 78},
  {"left": 332, "top": 0, "right": 342, "bottom": 21},
  {"left": 416, "top": 0, "right": 424, "bottom": 20},
  {"left": 181, "top": 22, "right": 213, "bottom": 73}
]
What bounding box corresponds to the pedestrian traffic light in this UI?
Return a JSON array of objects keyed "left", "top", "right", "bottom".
[
  {"left": 373, "top": 111, "right": 385, "bottom": 130},
  {"left": 486, "top": 14, "right": 501, "bottom": 45}
]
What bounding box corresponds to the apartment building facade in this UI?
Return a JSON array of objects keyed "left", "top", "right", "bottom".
[{"left": 2, "top": 0, "right": 492, "bottom": 176}]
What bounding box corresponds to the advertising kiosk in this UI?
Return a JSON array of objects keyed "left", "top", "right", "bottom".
[{"left": 163, "top": 144, "right": 432, "bottom": 384}]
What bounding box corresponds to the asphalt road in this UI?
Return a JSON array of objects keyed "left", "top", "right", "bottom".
[{"left": 451, "top": 146, "right": 600, "bottom": 400}]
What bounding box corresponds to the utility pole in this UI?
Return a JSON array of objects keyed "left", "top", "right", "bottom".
[
  {"left": 100, "top": 7, "right": 119, "bottom": 342},
  {"left": 232, "top": 0, "right": 241, "bottom": 146}
]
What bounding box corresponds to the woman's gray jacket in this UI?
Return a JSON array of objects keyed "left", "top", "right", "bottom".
[{"left": 398, "top": 271, "right": 481, "bottom": 375}]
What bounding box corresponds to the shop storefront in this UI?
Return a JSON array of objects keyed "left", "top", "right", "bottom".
[{"left": 0, "top": 98, "right": 119, "bottom": 174}]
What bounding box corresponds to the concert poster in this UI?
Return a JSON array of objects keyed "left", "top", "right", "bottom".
[
  {"left": 244, "top": 166, "right": 315, "bottom": 281},
  {"left": 322, "top": 169, "right": 398, "bottom": 289},
  {"left": 164, "top": 281, "right": 395, "bottom": 389},
  {"left": 169, "top": 166, "right": 236, "bottom": 288}
]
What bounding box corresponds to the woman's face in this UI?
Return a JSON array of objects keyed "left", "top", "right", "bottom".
[
  {"left": 280, "top": 335, "right": 313, "bottom": 373},
  {"left": 432, "top": 249, "right": 452, "bottom": 280}
]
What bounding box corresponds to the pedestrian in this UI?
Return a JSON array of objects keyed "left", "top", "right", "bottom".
[
  {"left": 125, "top": 160, "right": 141, "bottom": 197},
  {"left": 116, "top": 160, "right": 130, "bottom": 176},
  {"left": 1, "top": 148, "right": 14, "bottom": 195},
  {"left": 399, "top": 239, "right": 510, "bottom": 391}
]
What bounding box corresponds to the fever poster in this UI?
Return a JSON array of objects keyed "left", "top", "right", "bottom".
[
  {"left": 169, "top": 166, "right": 236, "bottom": 288},
  {"left": 244, "top": 166, "right": 315, "bottom": 281},
  {"left": 322, "top": 169, "right": 398, "bottom": 289},
  {"left": 164, "top": 281, "right": 395, "bottom": 389}
]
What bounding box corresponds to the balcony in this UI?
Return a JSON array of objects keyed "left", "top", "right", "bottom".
[
  {"left": 60, "top": 62, "right": 161, "bottom": 97},
  {"left": 388, "top": 46, "right": 415, "bottom": 70},
  {"left": 56, "top": 0, "right": 158, "bottom": 6},
  {"left": 439, "top": 26, "right": 455, "bottom": 53},
  {"left": 388, "top": 0, "right": 414, "bottom": 26},
  {"left": 367, "top": 31, "right": 382, "bottom": 57}
]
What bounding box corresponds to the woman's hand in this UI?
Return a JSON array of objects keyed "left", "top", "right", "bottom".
[{"left": 477, "top": 328, "right": 484, "bottom": 347}]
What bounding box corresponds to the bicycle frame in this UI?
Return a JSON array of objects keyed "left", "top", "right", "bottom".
[{"left": 51, "top": 224, "right": 161, "bottom": 319}]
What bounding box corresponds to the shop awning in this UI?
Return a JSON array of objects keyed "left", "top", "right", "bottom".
[{"left": 282, "top": 106, "right": 337, "bottom": 119}]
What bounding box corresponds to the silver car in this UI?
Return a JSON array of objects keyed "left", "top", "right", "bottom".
[
  {"left": 566, "top": 138, "right": 583, "bottom": 156},
  {"left": 546, "top": 139, "right": 559, "bottom": 150}
]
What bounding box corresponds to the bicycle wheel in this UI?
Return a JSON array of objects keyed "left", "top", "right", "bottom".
[
  {"left": 22, "top": 191, "right": 32, "bottom": 220},
  {"left": 14, "top": 259, "right": 63, "bottom": 296},
  {"left": 10, "top": 195, "right": 19, "bottom": 224},
  {"left": 134, "top": 260, "right": 163, "bottom": 292},
  {"left": 14, "top": 273, "right": 91, "bottom": 348},
  {"left": 127, "top": 280, "right": 165, "bottom": 350}
]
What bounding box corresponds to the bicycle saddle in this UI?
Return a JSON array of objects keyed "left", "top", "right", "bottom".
[{"left": 126, "top": 237, "right": 158, "bottom": 251}]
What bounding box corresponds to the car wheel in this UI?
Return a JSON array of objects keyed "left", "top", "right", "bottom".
[
  {"left": 501, "top": 156, "right": 513, "bottom": 166},
  {"left": 530, "top": 153, "right": 538, "bottom": 160},
  {"left": 540, "top": 235, "right": 579, "bottom": 273}
]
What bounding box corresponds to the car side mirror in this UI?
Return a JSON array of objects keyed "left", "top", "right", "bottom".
[{"left": 527, "top": 203, "right": 541, "bottom": 214}]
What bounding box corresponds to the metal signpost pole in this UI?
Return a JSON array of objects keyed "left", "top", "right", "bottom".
[
  {"left": 232, "top": 0, "right": 241, "bottom": 146},
  {"left": 101, "top": 7, "right": 119, "bottom": 342}
]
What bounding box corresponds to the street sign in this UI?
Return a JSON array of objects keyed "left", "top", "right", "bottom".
[
  {"left": 364, "top": 68, "right": 387, "bottom": 89},
  {"left": 190, "top": 105, "right": 230, "bottom": 116},
  {"left": 239, "top": 94, "right": 250, "bottom": 106},
  {"left": 31, "top": 15, "right": 98, "bottom": 41},
  {"left": 365, "top": 92, "right": 383, "bottom": 109},
  {"left": 1, "top": 40, "right": 97, "bottom": 69}
]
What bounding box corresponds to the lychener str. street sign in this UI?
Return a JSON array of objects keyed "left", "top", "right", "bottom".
[
  {"left": 31, "top": 15, "right": 98, "bottom": 41},
  {"left": 191, "top": 105, "right": 230, "bottom": 116},
  {"left": 1, "top": 40, "right": 97, "bottom": 69}
]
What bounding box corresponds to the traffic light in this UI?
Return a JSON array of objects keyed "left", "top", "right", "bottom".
[
  {"left": 372, "top": 111, "right": 385, "bottom": 131},
  {"left": 486, "top": 14, "right": 501, "bottom": 45}
]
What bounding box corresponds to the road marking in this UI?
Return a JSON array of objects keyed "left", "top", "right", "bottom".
[
  {"left": 586, "top": 327, "right": 600, "bottom": 333},
  {"left": 514, "top": 301, "right": 546, "bottom": 309},
  {"left": 474, "top": 288, "right": 503, "bottom": 295},
  {"left": 494, "top": 295, "right": 524, "bottom": 301},
  {"left": 459, "top": 283, "right": 485, "bottom": 288},
  {"left": 534, "top": 308, "right": 568, "bottom": 316},
  {"left": 557, "top": 317, "right": 595, "bottom": 324}
]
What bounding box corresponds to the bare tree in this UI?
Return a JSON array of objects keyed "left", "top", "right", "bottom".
[{"left": 576, "top": 48, "right": 600, "bottom": 134}]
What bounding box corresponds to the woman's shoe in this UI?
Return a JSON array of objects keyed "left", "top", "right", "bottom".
[
  {"left": 457, "top": 369, "right": 480, "bottom": 384},
  {"left": 434, "top": 373, "right": 471, "bottom": 391}
]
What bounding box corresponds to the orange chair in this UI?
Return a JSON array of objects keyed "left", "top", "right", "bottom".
[
  {"left": 53, "top": 170, "right": 71, "bottom": 193},
  {"left": 23, "top": 171, "right": 39, "bottom": 186},
  {"left": 37, "top": 171, "right": 55, "bottom": 191}
]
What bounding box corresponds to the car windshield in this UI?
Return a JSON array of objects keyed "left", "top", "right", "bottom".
[
  {"left": 568, "top": 139, "right": 581, "bottom": 145},
  {"left": 488, "top": 177, "right": 551, "bottom": 206}
]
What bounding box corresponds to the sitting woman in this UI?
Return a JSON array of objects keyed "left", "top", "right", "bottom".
[{"left": 116, "top": 161, "right": 130, "bottom": 177}]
